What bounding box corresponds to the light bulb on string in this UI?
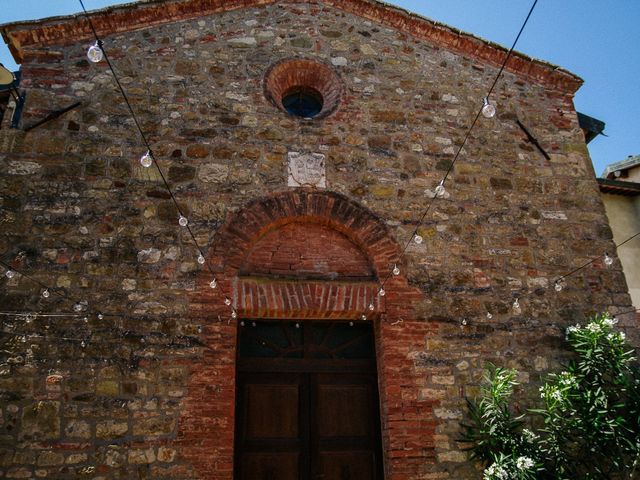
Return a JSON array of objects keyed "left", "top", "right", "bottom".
[
  {"left": 178, "top": 215, "right": 188, "bottom": 227},
  {"left": 481, "top": 97, "right": 496, "bottom": 118},
  {"left": 361, "top": 314, "right": 367, "bottom": 321},
  {"left": 604, "top": 252, "right": 613, "bottom": 266},
  {"left": 197, "top": 254, "right": 205, "bottom": 265},
  {"left": 224, "top": 298, "right": 231, "bottom": 306},
  {"left": 73, "top": 303, "right": 83, "bottom": 313},
  {"left": 87, "top": 41, "right": 104, "bottom": 63},
  {"left": 554, "top": 279, "right": 564, "bottom": 292},
  {"left": 414, "top": 234, "right": 423, "bottom": 245},
  {"left": 5, "top": 269, "right": 15, "bottom": 279},
  {"left": 392, "top": 264, "right": 400, "bottom": 276},
  {"left": 368, "top": 303, "right": 375, "bottom": 311},
  {"left": 97, "top": 313, "right": 104, "bottom": 320},
  {"left": 231, "top": 311, "right": 237, "bottom": 319},
  {"left": 140, "top": 151, "right": 153, "bottom": 168},
  {"left": 42, "top": 289, "right": 50, "bottom": 298},
  {"left": 461, "top": 318, "right": 467, "bottom": 326},
  {"left": 486, "top": 312, "right": 493, "bottom": 320},
  {"left": 512, "top": 298, "right": 521, "bottom": 313},
  {"left": 209, "top": 279, "right": 217, "bottom": 289},
  {"left": 435, "top": 181, "right": 446, "bottom": 198},
  {"left": 378, "top": 288, "right": 386, "bottom": 297}
]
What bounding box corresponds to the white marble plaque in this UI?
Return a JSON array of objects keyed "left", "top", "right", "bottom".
[{"left": 287, "top": 151, "right": 326, "bottom": 188}]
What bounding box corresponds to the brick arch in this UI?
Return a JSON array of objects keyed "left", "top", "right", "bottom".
[
  {"left": 179, "top": 190, "right": 424, "bottom": 480},
  {"left": 208, "top": 189, "right": 413, "bottom": 320}
]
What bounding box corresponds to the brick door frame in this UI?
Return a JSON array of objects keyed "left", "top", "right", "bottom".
[{"left": 178, "top": 190, "right": 424, "bottom": 479}]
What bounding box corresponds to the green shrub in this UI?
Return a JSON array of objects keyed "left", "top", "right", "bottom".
[{"left": 462, "top": 313, "right": 640, "bottom": 479}]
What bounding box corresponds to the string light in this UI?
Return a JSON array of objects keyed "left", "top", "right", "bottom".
[
  {"left": 512, "top": 298, "right": 521, "bottom": 313},
  {"left": 87, "top": 40, "right": 104, "bottom": 63},
  {"left": 140, "top": 150, "right": 153, "bottom": 168},
  {"left": 97, "top": 313, "right": 104, "bottom": 320},
  {"left": 231, "top": 311, "right": 237, "bottom": 319},
  {"left": 209, "top": 279, "right": 217, "bottom": 289},
  {"left": 178, "top": 215, "right": 188, "bottom": 227},
  {"left": 378, "top": 288, "right": 386, "bottom": 297},
  {"left": 5, "top": 270, "right": 15, "bottom": 279},
  {"left": 554, "top": 279, "right": 564, "bottom": 292},
  {"left": 414, "top": 234, "right": 423, "bottom": 245},
  {"left": 461, "top": 318, "right": 467, "bottom": 326},
  {"left": 197, "top": 254, "right": 205, "bottom": 265},
  {"left": 435, "top": 181, "right": 446, "bottom": 198},
  {"left": 224, "top": 298, "right": 231, "bottom": 306},
  {"left": 481, "top": 97, "right": 496, "bottom": 118},
  {"left": 6, "top": 0, "right": 631, "bottom": 336},
  {"left": 73, "top": 303, "right": 83, "bottom": 312},
  {"left": 368, "top": 303, "right": 375, "bottom": 311},
  {"left": 392, "top": 265, "right": 400, "bottom": 276},
  {"left": 361, "top": 314, "right": 367, "bottom": 321},
  {"left": 42, "top": 289, "right": 50, "bottom": 298},
  {"left": 486, "top": 312, "right": 493, "bottom": 319},
  {"left": 604, "top": 252, "right": 613, "bottom": 266}
]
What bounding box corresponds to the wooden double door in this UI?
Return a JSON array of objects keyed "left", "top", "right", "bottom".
[{"left": 234, "top": 321, "right": 384, "bottom": 480}]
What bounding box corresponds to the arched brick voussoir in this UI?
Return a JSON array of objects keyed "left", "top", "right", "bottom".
[{"left": 212, "top": 189, "right": 405, "bottom": 280}]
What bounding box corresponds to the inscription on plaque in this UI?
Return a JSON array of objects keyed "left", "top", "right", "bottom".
[{"left": 287, "top": 151, "right": 326, "bottom": 188}]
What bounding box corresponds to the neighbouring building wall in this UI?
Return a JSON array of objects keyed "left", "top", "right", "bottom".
[
  {"left": 602, "top": 193, "right": 640, "bottom": 308},
  {"left": 0, "top": 1, "right": 636, "bottom": 479}
]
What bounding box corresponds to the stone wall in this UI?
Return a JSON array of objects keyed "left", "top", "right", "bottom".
[{"left": 0, "top": 1, "right": 635, "bottom": 479}]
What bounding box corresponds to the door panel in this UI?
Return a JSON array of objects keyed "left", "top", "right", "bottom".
[
  {"left": 242, "top": 453, "right": 299, "bottom": 480},
  {"left": 235, "top": 321, "right": 384, "bottom": 480},
  {"left": 245, "top": 384, "right": 299, "bottom": 439},
  {"left": 316, "top": 383, "right": 371, "bottom": 437},
  {"left": 236, "top": 372, "right": 307, "bottom": 480},
  {"left": 318, "top": 452, "right": 374, "bottom": 480}
]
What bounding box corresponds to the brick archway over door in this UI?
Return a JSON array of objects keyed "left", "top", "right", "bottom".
[{"left": 178, "top": 190, "right": 424, "bottom": 480}]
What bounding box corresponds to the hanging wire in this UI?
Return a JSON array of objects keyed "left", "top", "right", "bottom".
[
  {"left": 512, "top": 230, "right": 640, "bottom": 306},
  {"left": 77, "top": 0, "right": 236, "bottom": 317},
  {"left": 373, "top": 0, "right": 540, "bottom": 300},
  {"left": 2, "top": 0, "right": 631, "bottom": 328}
]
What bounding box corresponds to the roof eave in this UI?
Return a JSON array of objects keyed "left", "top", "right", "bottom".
[{"left": 0, "top": 0, "right": 584, "bottom": 94}]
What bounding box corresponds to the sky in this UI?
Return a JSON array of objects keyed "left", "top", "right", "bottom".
[{"left": 1, "top": 0, "right": 638, "bottom": 177}]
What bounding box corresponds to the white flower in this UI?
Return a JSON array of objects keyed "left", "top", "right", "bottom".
[
  {"left": 522, "top": 428, "right": 539, "bottom": 442},
  {"left": 559, "top": 371, "right": 578, "bottom": 388},
  {"left": 516, "top": 456, "right": 534, "bottom": 470},
  {"left": 484, "top": 463, "right": 508, "bottom": 480},
  {"left": 586, "top": 322, "right": 601, "bottom": 333},
  {"left": 619, "top": 331, "right": 626, "bottom": 340},
  {"left": 552, "top": 389, "right": 562, "bottom": 401},
  {"left": 603, "top": 316, "right": 618, "bottom": 327}
]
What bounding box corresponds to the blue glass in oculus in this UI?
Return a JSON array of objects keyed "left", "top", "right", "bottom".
[{"left": 282, "top": 86, "right": 323, "bottom": 118}]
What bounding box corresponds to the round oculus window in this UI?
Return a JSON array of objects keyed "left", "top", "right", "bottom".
[{"left": 264, "top": 58, "right": 342, "bottom": 119}]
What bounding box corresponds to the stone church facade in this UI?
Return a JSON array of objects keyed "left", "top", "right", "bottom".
[{"left": 0, "top": 1, "right": 635, "bottom": 479}]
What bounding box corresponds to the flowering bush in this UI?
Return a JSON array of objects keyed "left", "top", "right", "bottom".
[{"left": 463, "top": 313, "right": 640, "bottom": 479}]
